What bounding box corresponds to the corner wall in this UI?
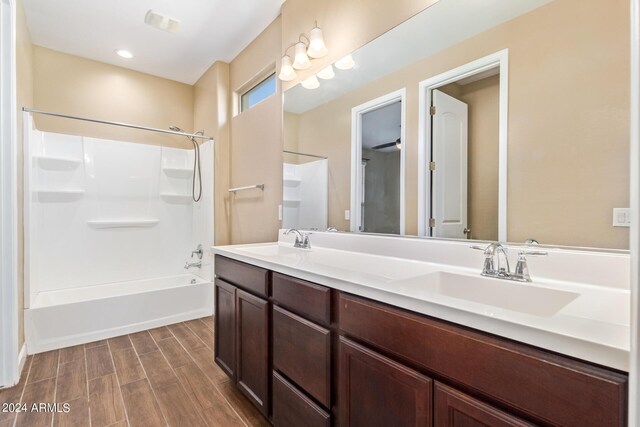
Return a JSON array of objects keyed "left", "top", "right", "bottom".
[{"left": 229, "top": 17, "right": 283, "bottom": 244}]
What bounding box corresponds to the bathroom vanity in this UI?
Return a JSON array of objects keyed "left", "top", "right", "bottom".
[{"left": 212, "top": 233, "right": 630, "bottom": 426}]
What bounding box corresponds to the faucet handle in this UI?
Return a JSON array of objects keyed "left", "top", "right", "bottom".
[
  {"left": 518, "top": 250, "right": 548, "bottom": 257},
  {"left": 514, "top": 250, "right": 547, "bottom": 282}
]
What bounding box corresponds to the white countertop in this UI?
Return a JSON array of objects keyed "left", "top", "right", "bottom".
[{"left": 212, "top": 233, "right": 630, "bottom": 372}]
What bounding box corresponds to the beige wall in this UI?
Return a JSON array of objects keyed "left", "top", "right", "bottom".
[
  {"left": 440, "top": 76, "right": 500, "bottom": 241},
  {"left": 16, "top": 0, "right": 34, "bottom": 348},
  {"left": 194, "top": 62, "right": 231, "bottom": 245},
  {"left": 289, "top": 0, "right": 629, "bottom": 249},
  {"left": 229, "top": 17, "right": 283, "bottom": 244},
  {"left": 281, "top": 0, "right": 438, "bottom": 90},
  {"left": 32, "top": 46, "right": 194, "bottom": 148}
]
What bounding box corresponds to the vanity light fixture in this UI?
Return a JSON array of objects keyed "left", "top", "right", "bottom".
[
  {"left": 115, "top": 49, "right": 133, "bottom": 59},
  {"left": 278, "top": 22, "right": 329, "bottom": 81},
  {"left": 307, "top": 24, "right": 328, "bottom": 58},
  {"left": 317, "top": 65, "right": 335, "bottom": 80},
  {"left": 278, "top": 55, "right": 297, "bottom": 81},
  {"left": 335, "top": 54, "right": 355, "bottom": 70},
  {"left": 301, "top": 75, "right": 320, "bottom": 89},
  {"left": 293, "top": 41, "right": 312, "bottom": 70}
]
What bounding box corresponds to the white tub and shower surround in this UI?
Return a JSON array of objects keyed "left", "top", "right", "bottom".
[
  {"left": 282, "top": 159, "right": 328, "bottom": 230},
  {"left": 23, "top": 114, "right": 214, "bottom": 352}
]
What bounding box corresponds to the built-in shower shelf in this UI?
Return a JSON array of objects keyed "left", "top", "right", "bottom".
[
  {"left": 86, "top": 219, "right": 159, "bottom": 229},
  {"left": 162, "top": 167, "right": 193, "bottom": 178},
  {"left": 283, "top": 178, "right": 302, "bottom": 185},
  {"left": 34, "top": 189, "right": 85, "bottom": 202},
  {"left": 34, "top": 155, "right": 82, "bottom": 170},
  {"left": 160, "top": 193, "right": 193, "bottom": 204}
]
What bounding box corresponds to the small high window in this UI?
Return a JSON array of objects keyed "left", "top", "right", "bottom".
[{"left": 240, "top": 73, "right": 276, "bottom": 112}]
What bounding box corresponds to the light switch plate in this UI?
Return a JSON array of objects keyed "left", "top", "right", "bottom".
[
  {"left": 278, "top": 204, "right": 282, "bottom": 221},
  {"left": 344, "top": 210, "right": 350, "bottom": 220},
  {"left": 613, "top": 208, "right": 631, "bottom": 227}
]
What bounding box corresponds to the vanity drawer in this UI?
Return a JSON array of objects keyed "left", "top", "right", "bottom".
[
  {"left": 273, "top": 371, "right": 331, "bottom": 427},
  {"left": 215, "top": 255, "right": 269, "bottom": 297},
  {"left": 273, "top": 305, "right": 331, "bottom": 408},
  {"left": 272, "top": 272, "right": 331, "bottom": 326},
  {"left": 339, "top": 293, "right": 627, "bottom": 427}
]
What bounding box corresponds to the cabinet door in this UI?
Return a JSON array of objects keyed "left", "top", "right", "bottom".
[
  {"left": 434, "top": 382, "right": 534, "bottom": 427},
  {"left": 236, "top": 289, "right": 270, "bottom": 417},
  {"left": 214, "top": 278, "right": 236, "bottom": 380},
  {"left": 339, "top": 337, "right": 432, "bottom": 427}
]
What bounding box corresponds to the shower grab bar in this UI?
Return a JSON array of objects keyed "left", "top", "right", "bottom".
[
  {"left": 229, "top": 184, "right": 265, "bottom": 193},
  {"left": 283, "top": 150, "right": 328, "bottom": 160},
  {"left": 22, "top": 108, "right": 215, "bottom": 141}
]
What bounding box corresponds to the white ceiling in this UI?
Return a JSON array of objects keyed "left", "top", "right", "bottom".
[
  {"left": 23, "top": 0, "right": 286, "bottom": 84},
  {"left": 285, "top": 0, "right": 554, "bottom": 114}
]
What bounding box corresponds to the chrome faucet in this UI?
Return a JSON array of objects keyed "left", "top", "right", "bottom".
[
  {"left": 184, "top": 260, "right": 202, "bottom": 269},
  {"left": 283, "top": 229, "right": 311, "bottom": 249},
  {"left": 471, "top": 243, "right": 547, "bottom": 282}
]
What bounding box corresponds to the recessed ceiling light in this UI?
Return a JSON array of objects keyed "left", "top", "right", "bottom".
[{"left": 115, "top": 49, "right": 133, "bottom": 59}]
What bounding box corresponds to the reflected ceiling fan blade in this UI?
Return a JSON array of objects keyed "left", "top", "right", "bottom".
[{"left": 371, "top": 138, "right": 401, "bottom": 150}]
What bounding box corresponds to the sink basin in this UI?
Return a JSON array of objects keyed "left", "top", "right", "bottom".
[{"left": 392, "top": 272, "right": 579, "bottom": 317}]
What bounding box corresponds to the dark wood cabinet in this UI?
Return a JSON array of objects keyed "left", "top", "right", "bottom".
[
  {"left": 214, "top": 278, "right": 236, "bottom": 380},
  {"left": 339, "top": 336, "right": 433, "bottom": 427},
  {"left": 214, "top": 256, "right": 628, "bottom": 427},
  {"left": 434, "top": 382, "right": 534, "bottom": 427},
  {"left": 236, "top": 289, "right": 270, "bottom": 417},
  {"left": 273, "top": 305, "right": 331, "bottom": 408},
  {"left": 273, "top": 371, "right": 331, "bottom": 427},
  {"left": 214, "top": 257, "right": 271, "bottom": 419},
  {"left": 339, "top": 293, "right": 628, "bottom": 427}
]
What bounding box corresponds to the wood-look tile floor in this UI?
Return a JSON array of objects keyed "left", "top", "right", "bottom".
[{"left": 0, "top": 317, "right": 270, "bottom": 427}]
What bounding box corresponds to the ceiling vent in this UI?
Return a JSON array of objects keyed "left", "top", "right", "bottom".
[{"left": 144, "top": 10, "right": 181, "bottom": 33}]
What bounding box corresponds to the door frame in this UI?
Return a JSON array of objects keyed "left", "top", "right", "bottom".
[
  {"left": 629, "top": 0, "right": 639, "bottom": 423},
  {"left": 0, "top": 0, "right": 21, "bottom": 388},
  {"left": 350, "top": 88, "right": 406, "bottom": 234},
  {"left": 417, "top": 49, "right": 509, "bottom": 240}
]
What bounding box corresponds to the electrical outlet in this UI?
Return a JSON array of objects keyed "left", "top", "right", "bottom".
[
  {"left": 613, "top": 208, "right": 631, "bottom": 227},
  {"left": 344, "top": 210, "right": 350, "bottom": 220}
]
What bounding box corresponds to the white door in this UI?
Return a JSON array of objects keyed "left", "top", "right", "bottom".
[{"left": 432, "top": 90, "right": 468, "bottom": 238}]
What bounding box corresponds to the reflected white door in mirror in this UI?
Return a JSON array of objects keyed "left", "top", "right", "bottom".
[
  {"left": 418, "top": 49, "right": 509, "bottom": 241},
  {"left": 350, "top": 89, "right": 406, "bottom": 235}
]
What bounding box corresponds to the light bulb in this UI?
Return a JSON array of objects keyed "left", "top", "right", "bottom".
[
  {"left": 301, "top": 75, "right": 320, "bottom": 89},
  {"left": 292, "top": 42, "right": 312, "bottom": 70},
  {"left": 396, "top": 141, "right": 402, "bottom": 150},
  {"left": 335, "top": 54, "right": 355, "bottom": 70},
  {"left": 307, "top": 26, "right": 328, "bottom": 59},
  {"left": 317, "top": 65, "right": 335, "bottom": 80},
  {"left": 278, "top": 55, "right": 297, "bottom": 81}
]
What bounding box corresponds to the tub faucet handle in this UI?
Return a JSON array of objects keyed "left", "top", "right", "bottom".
[{"left": 191, "top": 244, "right": 203, "bottom": 259}]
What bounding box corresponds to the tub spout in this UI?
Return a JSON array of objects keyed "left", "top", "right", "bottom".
[{"left": 184, "top": 261, "right": 201, "bottom": 269}]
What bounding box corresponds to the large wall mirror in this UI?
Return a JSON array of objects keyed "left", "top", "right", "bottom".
[{"left": 282, "top": 0, "right": 630, "bottom": 250}]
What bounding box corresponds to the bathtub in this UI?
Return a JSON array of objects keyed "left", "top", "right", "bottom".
[{"left": 25, "top": 274, "right": 213, "bottom": 354}]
